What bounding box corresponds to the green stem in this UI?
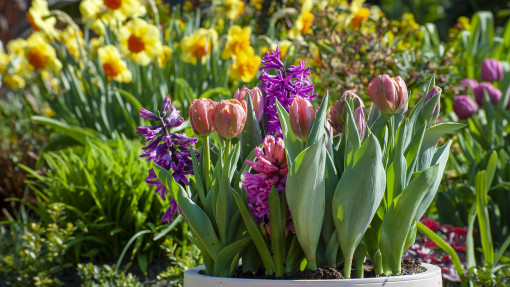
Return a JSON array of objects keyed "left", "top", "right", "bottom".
[
  {"left": 203, "top": 135, "right": 211, "bottom": 193},
  {"left": 343, "top": 257, "right": 352, "bottom": 279},
  {"left": 306, "top": 260, "right": 317, "bottom": 271},
  {"left": 224, "top": 139, "right": 231, "bottom": 162}
]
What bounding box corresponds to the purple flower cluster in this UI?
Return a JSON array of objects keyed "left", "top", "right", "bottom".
[
  {"left": 242, "top": 135, "right": 293, "bottom": 232},
  {"left": 259, "top": 47, "right": 317, "bottom": 138},
  {"left": 137, "top": 97, "right": 198, "bottom": 223}
]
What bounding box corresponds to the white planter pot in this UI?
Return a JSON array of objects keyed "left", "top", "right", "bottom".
[{"left": 184, "top": 264, "right": 442, "bottom": 287}]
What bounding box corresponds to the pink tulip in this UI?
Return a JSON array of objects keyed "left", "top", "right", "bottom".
[
  {"left": 481, "top": 59, "right": 503, "bottom": 82},
  {"left": 289, "top": 96, "right": 315, "bottom": 142},
  {"left": 425, "top": 85, "right": 441, "bottom": 123},
  {"left": 234, "top": 86, "right": 264, "bottom": 122},
  {"left": 189, "top": 98, "right": 217, "bottom": 136},
  {"left": 213, "top": 99, "right": 247, "bottom": 139},
  {"left": 453, "top": 96, "right": 478, "bottom": 120},
  {"left": 328, "top": 90, "right": 363, "bottom": 133},
  {"left": 353, "top": 107, "right": 366, "bottom": 141},
  {"left": 368, "top": 74, "right": 408, "bottom": 115}
]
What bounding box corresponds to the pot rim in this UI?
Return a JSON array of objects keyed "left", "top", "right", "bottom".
[{"left": 184, "top": 263, "right": 441, "bottom": 283}]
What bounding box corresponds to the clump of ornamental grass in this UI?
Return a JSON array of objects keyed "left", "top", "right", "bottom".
[{"left": 138, "top": 50, "right": 462, "bottom": 279}]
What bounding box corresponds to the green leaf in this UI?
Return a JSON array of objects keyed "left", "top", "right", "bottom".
[
  {"left": 240, "top": 94, "right": 263, "bottom": 165},
  {"left": 268, "top": 187, "right": 285, "bottom": 277},
  {"left": 213, "top": 237, "right": 251, "bottom": 277},
  {"left": 276, "top": 100, "right": 301, "bottom": 165},
  {"left": 216, "top": 143, "right": 240, "bottom": 245},
  {"left": 417, "top": 123, "right": 464, "bottom": 171},
  {"left": 466, "top": 211, "right": 477, "bottom": 270},
  {"left": 380, "top": 164, "right": 440, "bottom": 274},
  {"left": 117, "top": 89, "right": 143, "bottom": 113},
  {"left": 417, "top": 222, "right": 467, "bottom": 285},
  {"left": 286, "top": 139, "right": 327, "bottom": 269},
  {"left": 305, "top": 92, "right": 329, "bottom": 148},
  {"left": 475, "top": 170, "right": 494, "bottom": 266},
  {"left": 332, "top": 135, "right": 385, "bottom": 277},
  {"left": 231, "top": 188, "right": 276, "bottom": 272},
  {"left": 153, "top": 164, "right": 222, "bottom": 259}
]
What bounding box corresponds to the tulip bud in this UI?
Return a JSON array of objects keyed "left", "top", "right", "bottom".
[
  {"left": 234, "top": 86, "right": 264, "bottom": 122},
  {"left": 453, "top": 96, "right": 478, "bottom": 120},
  {"left": 459, "top": 79, "right": 478, "bottom": 94},
  {"left": 474, "top": 82, "right": 502, "bottom": 106},
  {"left": 424, "top": 85, "right": 441, "bottom": 123},
  {"left": 189, "top": 98, "right": 217, "bottom": 136},
  {"left": 367, "top": 74, "right": 408, "bottom": 116},
  {"left": 328, "top": 90, "right": 363, "bottom": 133},
  {"left": 289, "top": 96, "right": 315, "bottom": 142},
  {"left": 213, "top": 99, "right": 247, "bottom": 139},
  {"left": 353, "top": 107, "right": 366, "bottom": 141},
  {"left": 481, "top": 59, "right": 503, "bottom": 82}
]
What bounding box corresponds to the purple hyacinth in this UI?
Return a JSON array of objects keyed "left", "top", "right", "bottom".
[
  {"left": 259, "top": 47, "right": 317, "bottom": 138},
  {"left": 137, "top": 97, "right": 198, "bottom": 223},
  {"left": 242, "top": 135, "right": 294, "bottom": 232}
]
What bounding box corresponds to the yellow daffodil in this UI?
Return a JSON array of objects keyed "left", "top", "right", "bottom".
[
  {"left": 58, "top": 26, "right": 85, "bottom": 59},
  {"left": 222, "top": 26, "right": 252, "bottom": 60},
  {"left": 7, "top": 39, "right": 27, "bottom": 57},
  {"left": 98, "top": 45, "right": 132, "bottom": 83},
  {"left": 119, "top": 18, "right": 163, "bottom": 66},
  {"left": 250, "top": 0, "right": 263, "bottom": 11},
  {"left": 335, "top": 0, "right": 369, "bottom": 31},
  {"left": 2, "top": 40, "right": 29, "bottom": 89},
  {"left": 180, "top": 28, "right": 218, "bottom": 65},
  {"left": 261, "top": 39, "right": 293, "bottom": 60},
  {"left": 4, "top": 74, "right": 26, "bottom": 89},
  {"left": 289, "top": 11, "right": 314, "bottom": 39},
  {"left": 230, "top": 46, "right": 260, "bottom": 82},
  {"left": 157, "top": 45, "right": 172, "bottom": 67},
  {"left": 0, "top": 51, "right": 9, "bottom": 75},
  {"left": 457, "top": 16, "right": 470, "bottom": 30},
  {"left": 351, "top": 7, "right": 369, "bottom": 30},
  {"left": 214, "top": 0, "right": 244, "bottom": 20},
  {"left": 44, "top": 107, "right": 56, "bottom": 117},
  {"left": 80, "top": 0, "right": 146, "bottom": 34},
  {"left": 26, "top": 0, "right": 57, "bottom": 38},
  {"left": 25, "top": 32, "right": 62, "bottom": 72}
]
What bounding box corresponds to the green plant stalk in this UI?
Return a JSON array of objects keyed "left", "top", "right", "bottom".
[
  {"left": 224, "top": 139, "right": 231, "bottom": 163},
  {"left": 475, "top": 171, "right": 494, "bottom": 267},
  {"left": 203, "top": 135, "right": 211, "bottom": 192},
  {"left": 417, "top": 222, "right": 467, "bottom": 287},
  {"left": 343, "top": 257, "right": 352, "bottom": 279}
]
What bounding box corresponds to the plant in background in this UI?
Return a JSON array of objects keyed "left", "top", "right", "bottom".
[
  {"left": 0, "top": 204, "right": 76, "bottom": 287},
  {"left": 157, "top": 237, "right": 203, "bottom": 287},
  {"left": 21, "top": 138, "right": 172, "bottom": 274},
  {"left": 77, "top": 263, "right": 143, "bottom": 287}
]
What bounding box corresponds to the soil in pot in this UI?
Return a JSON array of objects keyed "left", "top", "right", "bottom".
[{"left": 231, "top": 258, "right": 423, "bottom": 280}]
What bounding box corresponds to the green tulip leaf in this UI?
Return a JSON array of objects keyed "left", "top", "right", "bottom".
[
  {"left": 286, "top": 139, "right": 327, "bottom": 270},
  {"left": 153, "top": 164, "right": 221, "bottom": 260},
  {"left": 332, "top": 135, "right": 385, "bottom": 278},
  {"left": 379, "top": 163, "right": 441, "bottom": 274},
  {"left": 240, "top": 95, "right": 263, "bottom": 165}
]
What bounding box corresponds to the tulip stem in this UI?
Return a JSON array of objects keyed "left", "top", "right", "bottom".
[
  {"left": 224, "top": 139, "right": 231, "bottom": 162},
  {"left": 203, "top": 135, "right": 211, "bottom": 193}
]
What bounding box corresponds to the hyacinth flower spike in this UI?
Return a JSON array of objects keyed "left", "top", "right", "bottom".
[
  {"left": 137, "top": 97, "right": 198, "bottom": 223},
  {"left": 259, "top": 46, "right": 317, "bottom": 138}
]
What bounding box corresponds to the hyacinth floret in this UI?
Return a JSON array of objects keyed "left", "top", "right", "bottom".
[
  {"left": 242, "top": 135, "right": 293, "bottom": 232},
  {"left": 137, "top": 97, "right": 198, "bottom": 223},
  {"left": 259, "top": 47, "right": 317, "bottom": 138}
]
